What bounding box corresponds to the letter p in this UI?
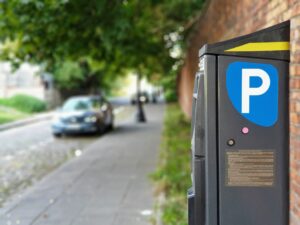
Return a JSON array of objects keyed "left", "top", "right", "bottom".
[{"left": 242, "top": 69, "right": 270, "bottom": 114}]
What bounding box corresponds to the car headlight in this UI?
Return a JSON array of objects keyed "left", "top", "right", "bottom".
[{"left": 84, "top": 116, "right": 97, "bottom": 123}]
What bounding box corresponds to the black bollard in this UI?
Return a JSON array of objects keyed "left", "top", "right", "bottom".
[{"left": 135, "top": 73, "right": 147, "bottom": 123}]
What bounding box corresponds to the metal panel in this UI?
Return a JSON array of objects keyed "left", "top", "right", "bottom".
[
  {"left": 203, "top": 55, "right": 218, "bottom": 225},
  {"left": 189, "top": 55, "right": 218, "bottom": 225},
  {"left": 193, "top": 158, "right": 205, "bottom": 224},
  {"left": 193, "top": 72, "right": 205, "bottom": 157},
  {"left": 217, "top": 56, "right": 289, "bottom": 225}
]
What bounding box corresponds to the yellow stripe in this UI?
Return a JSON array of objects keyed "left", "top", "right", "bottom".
[{"left": 225, "top": 42, "right": 290, "bottom": 52}]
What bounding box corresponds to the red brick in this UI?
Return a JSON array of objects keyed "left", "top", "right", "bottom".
[
  {"left": 291, "top": 112, "right": 300, "bottom": 124},
  {"left": 290, "top": 64, "right": 300, "bottom": 76},
  {"left": 290, "top": 91, "right": 300, "bottom": 101},
  {"left": 290, "top": 78, "right": 300, "bottom": 89},
  {"left": 291, "top": 41, "right": 300, "bottom": 53},
  {"left": 291, "top": 2, "right": 300, "bottom": 18},
  {"left": 291, "top": 15, "right": 300, "bottom": 28},
  {"left": 291, "top": 52, "right": 300, "bottom": 63},
  {"left": 289, "top": 0, "right": 299, "bottom": 6},
  {"left": 296, "top": 101, "right": 300, "bottom": 111}
]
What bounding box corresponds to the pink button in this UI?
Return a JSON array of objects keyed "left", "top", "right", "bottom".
[{"left": 242, "top": 127, "right": 249, "bottom": 134}]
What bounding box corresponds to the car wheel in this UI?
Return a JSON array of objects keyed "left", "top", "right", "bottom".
[
  {"left": 53, "top": 133, "right": 62, "bottom": 138},
  {"left": 98, "top": 124, "right": 106, "bottom": 134},
  {"left": 108, "top": 121, "right": 114, "bottom": 130},
  {"left": 107, "top": 114, "right": 114, "bottom": 130}
]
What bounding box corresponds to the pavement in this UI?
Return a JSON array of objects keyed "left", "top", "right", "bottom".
[{"left": 0, "top": 104, "right": 164, "bottom": 225}]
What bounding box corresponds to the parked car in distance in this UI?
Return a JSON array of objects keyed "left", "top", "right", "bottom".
[
  {"left": 130, "top": 91, "right": 150, "bottom": 104},
  {"left": 51, "top": 95, "right": 114, "bottom": 137}
]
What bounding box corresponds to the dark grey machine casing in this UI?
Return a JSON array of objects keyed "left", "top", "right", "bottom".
[{"left": 188, "top": 21, "right": 290, "bottom": 225}]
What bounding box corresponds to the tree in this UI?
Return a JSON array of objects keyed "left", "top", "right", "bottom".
[{"left": 0, "top": 0, "right": 205, "bottom": 94}]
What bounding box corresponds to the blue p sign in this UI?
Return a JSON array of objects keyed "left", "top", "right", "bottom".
[{"left": 226, "top": 62, "right": 278, "bottom": 127}]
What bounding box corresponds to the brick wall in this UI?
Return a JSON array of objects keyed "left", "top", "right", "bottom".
[{"left": 178, "top": 0, "right": 300, "bottom": 223}]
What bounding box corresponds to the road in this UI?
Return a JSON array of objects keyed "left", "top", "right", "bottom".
[{"left": 0, "top": 105, "right": 135, "bottom": 207}]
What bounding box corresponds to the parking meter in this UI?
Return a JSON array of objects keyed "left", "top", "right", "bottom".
[{"left": 188, "top": 21, "right": 290, "bottom": 225}]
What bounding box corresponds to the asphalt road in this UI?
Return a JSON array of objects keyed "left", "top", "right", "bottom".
[{"left": 0, "top": 106, "right": 135, "bottom": 207}]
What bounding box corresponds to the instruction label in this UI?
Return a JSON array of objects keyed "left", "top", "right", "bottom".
[{"left": 226, "top": 150, "right": 275, "bottom": 187}]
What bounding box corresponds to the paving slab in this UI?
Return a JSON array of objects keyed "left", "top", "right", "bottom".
[{"left": 0, "top": 104, "right": 164, "bottom": 225}]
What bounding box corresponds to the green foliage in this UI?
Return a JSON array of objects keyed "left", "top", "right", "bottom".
[
  {"left": 161, "top": 73, "right": 178, "bottom": 102},
  {"left": 0, "top": 110, "right": 28, "bottom": 124},
  {"left": 0, "top": 0, "right": 205, "bottom": 93},
  {"left": 151, "top": 104, "right": 191, "bottom": 225},
  {"left": 164, "top": 90, "right": 177, "bottom": 102},
  {"left": 54, "top": 61, "right": 85, "bottom": 90},
  {"left": 51, "top": 59, "right": 117, "bottom": 94},
  {"left": 162, "top": 197, "right": 188, "bottom": 225},
  {"left": 0, "top": 94, "right": 46, "bottom": 113}
]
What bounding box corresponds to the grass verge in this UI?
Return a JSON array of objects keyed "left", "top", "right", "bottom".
[
  {"left": 0, "top": 94, "right": 46, "bottom": 125},
  {"left": 0, "top": 94, "right": 46, "bottom": 113},
  {"left": 0, "top": 108, "right": 28, "bottom": 125},
  {"left": 151, "top": 103, "right": 191, "bottom": 225}
]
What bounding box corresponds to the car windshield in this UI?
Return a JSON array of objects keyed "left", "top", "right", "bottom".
[{"left": 62, "top": 98, "right": 93, "bottom": 112}]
